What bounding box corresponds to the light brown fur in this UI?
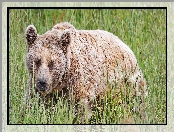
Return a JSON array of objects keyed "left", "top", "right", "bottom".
[{"left": 25, "top": 22, "right": 147, "bottom": 122}]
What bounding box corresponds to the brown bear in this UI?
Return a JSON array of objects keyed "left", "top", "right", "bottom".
[{"left": 25, "top": 22, "right": 148, "bottom": 123}]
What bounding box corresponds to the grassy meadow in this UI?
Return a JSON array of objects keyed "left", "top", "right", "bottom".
[{"left": 9, "top": 8, "right": 166, "bottom": 124}]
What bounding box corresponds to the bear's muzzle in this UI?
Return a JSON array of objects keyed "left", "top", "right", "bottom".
[{"left": 36, "top": 78, "right": 48, "bottom": 92}]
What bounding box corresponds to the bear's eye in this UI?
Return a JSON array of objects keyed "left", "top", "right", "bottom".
[
  {"left": 48, "top": 60, "right": 54, "bottom": 70},
  {"left": 35, "top": 59, "right": 41, "bottom": 68}
]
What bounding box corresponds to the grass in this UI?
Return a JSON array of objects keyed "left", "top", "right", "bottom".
[{"left": 9, "top": 8, "right": 166, "bottom": 124}]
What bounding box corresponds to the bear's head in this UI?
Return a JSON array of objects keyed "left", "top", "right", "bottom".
[{"left": 25, "top": 24, "right": 72, "bottom": 95}]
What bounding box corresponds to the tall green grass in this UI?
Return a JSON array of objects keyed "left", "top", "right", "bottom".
[{"left": 9, "top": 9, "right": 166, "bottom": 124}]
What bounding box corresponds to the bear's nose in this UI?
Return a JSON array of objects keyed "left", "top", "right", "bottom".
[{"left": 37, "top": 80, "right": 47, "bottom": 91}]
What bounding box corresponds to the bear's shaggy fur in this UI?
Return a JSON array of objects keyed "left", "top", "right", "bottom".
[{"left": 25, "top": 22, "right": 147, "bottom": 122}]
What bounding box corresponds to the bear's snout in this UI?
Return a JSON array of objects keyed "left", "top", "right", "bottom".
[{"left": 36, "top": 78, "right": 48, "bottom": 92}]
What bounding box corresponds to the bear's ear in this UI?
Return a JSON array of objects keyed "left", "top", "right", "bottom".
[
  {"left": 61, "top": 30, "right": 71, "bottom": 47},
  {"left": 25, "top": 25, "right": 37, "bottom": 45}
]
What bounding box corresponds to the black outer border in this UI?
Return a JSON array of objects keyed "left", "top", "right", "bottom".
[
  {"left": 7, "top": 6, "right": 167, "bottom": 125},
  {"left": 7, "top": 7, "right": 10, "bottom": 126}
]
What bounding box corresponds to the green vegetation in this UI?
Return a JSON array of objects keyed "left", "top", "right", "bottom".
[{"left": 9, "top": 9, "right": 166, "bottom": 124}]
